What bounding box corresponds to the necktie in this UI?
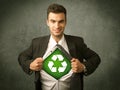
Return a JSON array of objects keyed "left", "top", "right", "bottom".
[{"left": 56, "top": 44, "right": 72, "bottom": 60}]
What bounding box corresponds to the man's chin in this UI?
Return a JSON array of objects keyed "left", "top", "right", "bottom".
[{"left": 53, "top": 33, "right": 63, "bottom": 38}]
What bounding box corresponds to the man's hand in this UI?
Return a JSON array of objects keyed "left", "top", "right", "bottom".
[
  {"left": 30, "top": 57, "right": 43, "bottom": 71},
  {"left": 71, "top": 58, "right": 85, "bottom": 73}
]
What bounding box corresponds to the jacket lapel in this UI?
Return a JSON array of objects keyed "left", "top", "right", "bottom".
[
  {"left": 65, "top": 35, "right": 82, "bottom": 90},
  {"left": 38, "top": 35, "right": 50, "bottom": 57},
  {"left": 35, "top": 35, "right": 50, "bottom": 83},
  {"left": 65, "top": 35, "right": 77, "bottom": 58}
]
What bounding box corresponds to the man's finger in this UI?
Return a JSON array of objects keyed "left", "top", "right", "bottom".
[
  {"left": 36, "top": 58, "right": 43, "bottom": 62},
  {"left": 71, "top": 58, "right": 76, "bottom": 62}
]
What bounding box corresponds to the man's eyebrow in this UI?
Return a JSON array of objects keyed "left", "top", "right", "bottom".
[
  {"left": 59, "top": 20, "right": 64, "bottom": 22},
  {"left": 50, "top": 19, "right": 56, "bottom": 21},
  {"left": 49, "top": 19, "right": 65, "bottom": 23}
]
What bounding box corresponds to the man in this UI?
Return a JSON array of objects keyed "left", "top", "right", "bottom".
[{"left": 18, "top": 3, "right": 101, "bottom": 90}]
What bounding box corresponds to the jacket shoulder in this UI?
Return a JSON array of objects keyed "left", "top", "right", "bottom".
[
  {"left": 65, "top": 35, "right": 84, "bottom": 42},
  {"left": 32, "top": 35, "right": 50, "bottom": 42}
]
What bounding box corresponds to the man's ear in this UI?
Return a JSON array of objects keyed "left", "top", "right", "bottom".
[{"left": 46, "top": 19, "right": 49, "bottom": 26}]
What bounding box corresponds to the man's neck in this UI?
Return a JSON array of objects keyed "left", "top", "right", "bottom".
[{"left": 52, "top": 35, "right": 64, "bottom": 43}]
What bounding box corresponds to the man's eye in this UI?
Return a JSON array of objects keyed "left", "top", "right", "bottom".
[{"left": 51, "top": 20, "right": 55, "bottom": 23}]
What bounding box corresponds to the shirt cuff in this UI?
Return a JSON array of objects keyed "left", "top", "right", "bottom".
[{"left": 83, "top": 65, "right": 87, "bottom": 75}]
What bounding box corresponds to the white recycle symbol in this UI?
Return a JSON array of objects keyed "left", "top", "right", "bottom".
[{"left": 48, "top": 54, "right": 67, "bottom": 72}]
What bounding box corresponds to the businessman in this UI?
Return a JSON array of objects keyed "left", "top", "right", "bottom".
[{"left": 18, "top": 3, "right": 101, "bottom": 90}]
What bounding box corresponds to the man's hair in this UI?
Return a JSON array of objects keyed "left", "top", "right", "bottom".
[{"left": 47, "top": 3, "right": 67, "bottom": 19}]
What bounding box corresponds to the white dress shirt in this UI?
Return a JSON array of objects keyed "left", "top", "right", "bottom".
[{"left": 40, "top": 35, "right": 73, "bottom": 90}]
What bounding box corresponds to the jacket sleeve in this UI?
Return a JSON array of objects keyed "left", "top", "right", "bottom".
[
  {"left": 80, "top": 38, "right": 101, "bottom": 76},
  {"left": 18, "top": 39, "right": 34, "bottom": 75}
]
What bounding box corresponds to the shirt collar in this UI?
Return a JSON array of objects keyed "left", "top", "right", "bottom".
[{"left": 49, "top": 35, "right": 65, "bottom": 46}]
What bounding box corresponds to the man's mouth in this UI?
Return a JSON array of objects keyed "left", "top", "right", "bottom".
[{"left": 54, "top": 29, "right": 61, "bottom": 33}]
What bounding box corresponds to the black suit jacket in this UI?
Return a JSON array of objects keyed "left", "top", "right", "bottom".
[{"left": 18, "top": 35, "right": 101, "bottom": 90}]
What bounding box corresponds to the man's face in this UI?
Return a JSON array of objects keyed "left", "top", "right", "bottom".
[{"left": 47, "top": 12, "right": 66, "bottom": 38}]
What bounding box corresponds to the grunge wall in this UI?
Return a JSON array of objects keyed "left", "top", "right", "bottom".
[{"left": 0, "top": 0, "right": 120, "bottom": 90}]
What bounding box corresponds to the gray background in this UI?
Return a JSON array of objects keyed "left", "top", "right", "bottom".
[{"left": 0, "top": 0, "right": 120, "bottom": 90}]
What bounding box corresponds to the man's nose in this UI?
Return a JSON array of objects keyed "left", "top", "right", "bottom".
[{"left": 55, "top": 23, "right": 60, "bottom": 28}]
